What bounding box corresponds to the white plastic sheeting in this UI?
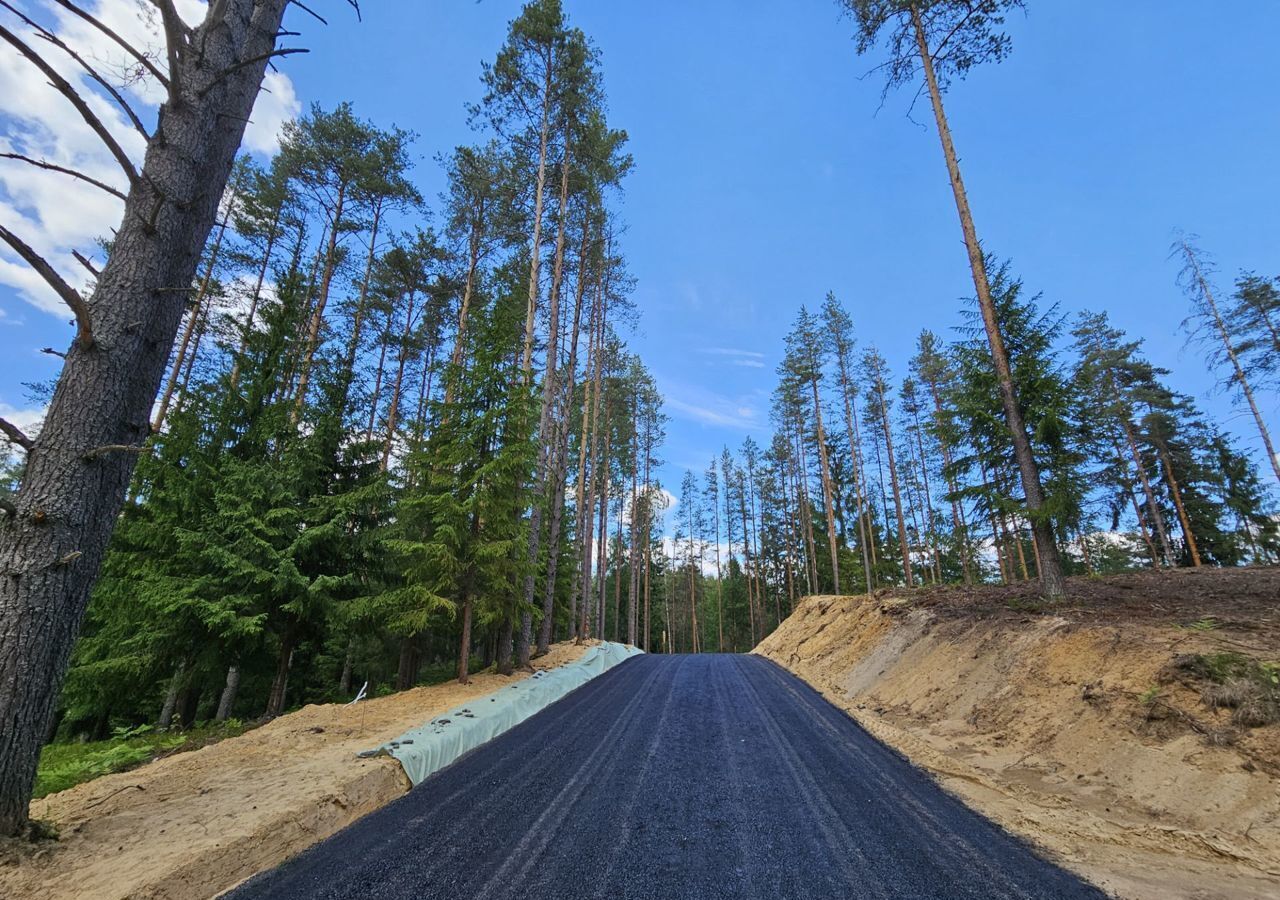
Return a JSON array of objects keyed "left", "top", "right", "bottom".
[{"left": 369, "top": 641, "right": 643, "bottom": 786}]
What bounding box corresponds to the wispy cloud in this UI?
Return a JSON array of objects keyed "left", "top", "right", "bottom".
[
  {"left": 699, "top": 347, "right": 765, "bottom": 359},
  {"left": 697, "top": 346, "right": 767, "bottom": 369},
  {"left": 659, "top": 377, "right": 762, "bottom": 431}
]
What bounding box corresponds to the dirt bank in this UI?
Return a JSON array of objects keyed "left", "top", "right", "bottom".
[
  {"left": 0, "top": 642, "right": 590, "bottom": 900},
  {"left": 755, "top": 568, "right": 1280, "bottom": 900}
]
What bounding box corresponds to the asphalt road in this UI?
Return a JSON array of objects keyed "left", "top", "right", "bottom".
[{"left": 228, "top": 654, "right": 1107, "bottom": 899}]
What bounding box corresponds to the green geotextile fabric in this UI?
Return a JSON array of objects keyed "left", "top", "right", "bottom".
[{"left": 371, "top": 642, "right": 644, "bottom": 786}]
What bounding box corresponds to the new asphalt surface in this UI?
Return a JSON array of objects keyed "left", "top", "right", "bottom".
[{"left": 227, "top": 653, "right": 1108, "bottom": 899}]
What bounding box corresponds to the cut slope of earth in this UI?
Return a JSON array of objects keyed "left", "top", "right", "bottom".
[
  {"left": 0, "top": 642, "right": 590, "bottom": 900},
  {"left": 755, "top": 567, "right": 1280, "bottom": 900}
]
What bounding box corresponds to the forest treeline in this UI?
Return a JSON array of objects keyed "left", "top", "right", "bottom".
[
  {"left": 673, "top": 262, "right": 1280, "bottom": 656},
  {"left": 18, "top": 0, "right": 682, "bottom": 740}
]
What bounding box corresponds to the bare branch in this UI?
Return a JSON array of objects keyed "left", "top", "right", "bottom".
[
  {"left": 52, "top": 0, "right": 168, "bottom": 87},
  {"left": 0, "top": 153, "right": 127, "bottom": 201},
  {"left": 0, "top": 224, "right": 95, "bottom": 349},
  {"left": 288, "top": 1, "right": 328, "bottom": 26},
  {"left": 198, "top": 48, "right": 309, "bottom": 97},
  {"left": 0, "top": 0, "right": 151, "bottom": 140},
  {"left": 40, "top": 347, "right": 67, "bottom": 359},
  {"left": 0, "top": 417, "right": 34, "bottom": 451},
  {"left": 152, "top": 0, "right": 187, "bottom": 105},
  {"left": 0, "top": 23, "right": 139, "bottom": 186},
  {"left": 72, "top": 250, "right": 100, "bottom": 277}
]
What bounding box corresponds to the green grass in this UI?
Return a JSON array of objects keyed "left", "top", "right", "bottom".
[{"left": 34, "top": 721, "right": 251, "bottom": 799}]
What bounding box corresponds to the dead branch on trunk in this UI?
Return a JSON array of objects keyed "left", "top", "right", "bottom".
[
  {"left": 0, "top": 154, "right": 127, "bottom": 201},
  {"left": 52, "top": 0, "right": 168, "bottom": 87},
  {"left": 0, "top": 0, "right": 151, "bottom": 140},
  {"left": 199, "top": 47, "right": 309, "bottom": 96},
  {"left": 0, "top": 224, "right": 94, "bottom": 348},
  {"left": 0, "top": 24, "right": 139, "bottom": 186},
  {"left": 72, "top": 250, "right": 100, "bottom": 278},
  {"left": 0, "top": 418, "right": 34, "bottom": 451},
  {"left": 153, "top": 0, "right": 189, "bottom": 105}
]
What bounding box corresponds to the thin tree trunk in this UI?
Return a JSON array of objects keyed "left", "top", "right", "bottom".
[
  {"left": 230, "top": 204, "right": 283, "bottom": 390},
  {"left": 158, "top": 660, "right": 186, "bottom": 730},
  {"left": 538, "top": 212, "right": 593, "bottom": 655},
  {"left": 215, "top": 664, "right": 240, "bottom": 723},
  {"left": 338, "top": 203, "right": 383, "bottom": 415},
  {"left": 836, "top": 356, "right": 874, "bottom": 593},
  {"left": 380, "top": 290, "right": 421, "bottom": 471},
  {"left": 458, "top": 511, "right": 480, "bottom": 683},
  {"left": 909, "top": 401, "right": 943, "bottom": 581},
  {"left": 1122, "top": 420, "right": 1173, "bottom": 566},
  {"left": 876, "top": 376, "right": 914, "bottom": 587},
  {"left": 595, "top": 453, "right": 610, "bottom": 641},
  {"left": 911, "top": 5, "right": 1064, "bottom": 597},
  {"left": 443, "top": 214, "right": 484, "bottom": 409},
  {"left": 1180, "top": 243, "right": 1280, "bottom": 485},
  {"left": 738, "top": 477, "right": 756, "bottom": 645},
  {"left": 1155, "top": 439, "right": 1203, "bottom": 566},
  {"left": 520, "top": 140, "right": 573, "bottom": 669},
  {"left": 923, "top": 375, "right": 972, "bottom": 583},
  {"left": 627, "top": 411, "right": 640, "bottom": 647},
  {"left": 809, "top": 378, "right": 841, "bottom": 591},
  {"left": 153, "top": 194, "right": 233, "bottom": 431},
  {"left": 265, "top": 635, "right": 294, "bottom": 719},
  {"left": 292, "top": 181, "right": 347, "bottom": 421},
  {"left": 338, "top": 639, "right": 354, "bottom": 696}
]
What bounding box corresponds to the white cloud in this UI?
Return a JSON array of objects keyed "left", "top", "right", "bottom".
[
  {"left": 699, "top": 347, "right": 765, "bottom": 359},
  {"left": 661, "top": 379, "right": 762, "bottom": 430},
  {"left": 0, "top": 0, "right": 299, "bottom": 318},
  {"left": 244, "top": 70, "right": 300, "bottom": 155}
]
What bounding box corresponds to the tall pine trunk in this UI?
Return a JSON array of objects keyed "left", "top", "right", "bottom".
[{"left": 911, "top": 6, "right": 1065, "bottom": 598}]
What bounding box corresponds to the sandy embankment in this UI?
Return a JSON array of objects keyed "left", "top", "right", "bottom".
[
  {"left": 0, "top": 642, "right": 590, "bottom": 900},
  {"left": 756, "top": 574, "right": 1280, "bottom": 900}
]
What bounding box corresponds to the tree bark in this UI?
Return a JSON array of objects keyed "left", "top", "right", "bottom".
[
  {"left": 215, "top": 664, "right": 240, "bottom": 723},
  {"left": 158, "top": 660, "right": 186, "bottom": 730},
  {"left": 265, "top": 634, "right": 295, "bottom": 719},
  {"left": 911, "top": 5, "right": 1065, "bottom": 598}
]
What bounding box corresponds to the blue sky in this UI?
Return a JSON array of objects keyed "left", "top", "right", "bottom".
[{"left": 3, "top": 0, "right": 1279, "bottom": 501}]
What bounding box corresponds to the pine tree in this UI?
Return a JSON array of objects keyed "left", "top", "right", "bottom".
[{"left": 840, "top": 0, "right": 1065, "bottom": 597}]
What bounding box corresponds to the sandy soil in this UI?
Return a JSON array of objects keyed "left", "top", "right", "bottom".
[
  {"left": 755, "top": 568, "right": 1280, "bottom": 900},
  {"left": 0, "top": 642, "right": 590, "bottom": 900}
]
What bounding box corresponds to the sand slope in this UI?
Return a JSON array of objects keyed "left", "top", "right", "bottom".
[
  {"left": 0, "top": 642, "right": 589, "bottom": 900},
  {"left": 755, "top": 577, "right": 1280, "bottom": 900}
]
